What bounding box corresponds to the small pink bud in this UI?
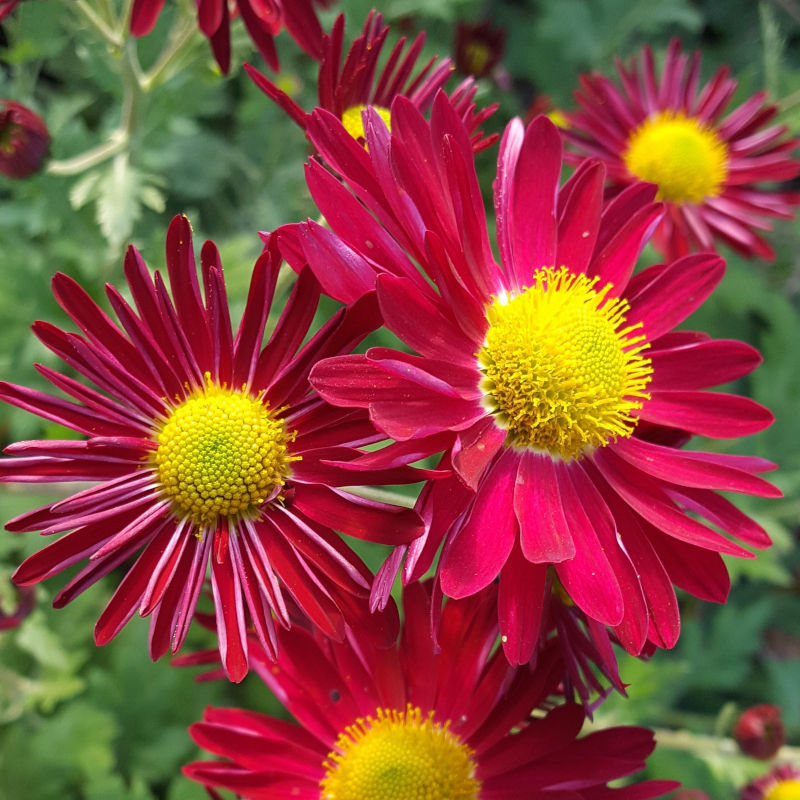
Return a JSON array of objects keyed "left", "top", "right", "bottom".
[
  {"left": 734, "top": 704, "right": 786, "bottom": 760},
  {"left": 673, "top": 790, "right": 712, "bottom": 800}
]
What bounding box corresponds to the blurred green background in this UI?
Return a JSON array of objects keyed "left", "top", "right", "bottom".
[{"left": 1, "top": 0, "right": 799, "bottom": 797}]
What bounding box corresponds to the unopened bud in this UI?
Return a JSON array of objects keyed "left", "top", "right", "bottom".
[
  {"left": 0, "top": 100, "right": 50, "bottom": 179},
  {"left": 735, "top": 704, "right": 786, "bottom": 760}
]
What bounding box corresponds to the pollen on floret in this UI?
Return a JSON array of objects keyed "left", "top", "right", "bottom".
[
  {"left": 623, "top": 110, "right": 728, "bottom": 204},
  {"left": 320, "top": 705, "right": 480, "bottom": 800},
  {"left": 341, "top": 104, "right": 392, "bottom": 142},
  {"left": 478, "top": 266, "right": 652, "bottom": 461},
  {"left": 153, "top": 373, "right": 298, "bottom": 526}
]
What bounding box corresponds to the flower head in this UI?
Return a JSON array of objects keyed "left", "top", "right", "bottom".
[
  {"left": 0, "top": 215, "right": 426, "bottom": 682},
  {"left": 130, "top": 0, "right": 330, "bottom": 74},
  {"left": 288, "top": 94, "right": 778, "bottom": 673},
  {"left": 564, "top": 39, "right": 800, "bottom": 260},
  {"left": 184, "top": 581, "right": 677, "bottom": 799},
  {"left": 742, "top": 765, "right": 800, "bottom": 800},
  {"left": 0, "top": 99, "right": 49, "bottom": 179},
  {"left": 454, "top": 20, "right": 506, "bottom": 79},
  {"left": 735, "top": 704, "right": 787, "bottom": 760},
  {"left": 246, "top": 11, "right": 497, "bottom": 152}
]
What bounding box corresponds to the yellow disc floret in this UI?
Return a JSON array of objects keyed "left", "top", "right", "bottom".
[
  {"left": 341, "top": 104, "right": 392, "bottom": 142},
  {"left": 320, "top": 706, "right": 480, "bottom": 800},
  {"left": 623, "top": 110, "right": 728, "bottom": 204},
  {"left": 154, "top": 374, "right": 297, "bottom": 526},
  {"left": 478, "top": 267, "right": 652, "bottom": 461},
  {"left": 766, "top": 781, "right": 800, "bottom": 800}
]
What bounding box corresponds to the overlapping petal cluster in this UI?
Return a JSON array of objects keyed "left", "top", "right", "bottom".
[
  {"left": 742, "top": 765, "right": 800, "bottom": 800},
  {"left": 278, "top": 94, "right": 778, "bottom": 680},
  {"left": 0, "top": 215, "right": 426, "bottom": 681},
  {"left": 564, "top": 39, "right": 800, "bottom": 260},
  {"left": 246, "top": 10, "right": 497, "bottom": 153},
  {"left": 184, "top": 581, "right": 676, "bottom": 799},
  {"left": 130, "top": 0, "right": 331, "bottom": 74}
]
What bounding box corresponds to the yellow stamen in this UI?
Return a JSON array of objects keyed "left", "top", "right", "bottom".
[
  {"left": 463, "top": 41, "right": 492, "bottom": 75},
  {"left": 766, "top": 781, "right": 800, "bottom": 800},
  {"left": 320, "top": 705, "right": 480, "bottom": 800},
  {"left": 623, "top": 110, "right": 728, "bottom": 204},
  {"left": 341, "top": 104, "right": 392, "bottom": 142},
  {"left": 478, "top": 267, "right": 652, "bottom": 461},
  {"left": 153, "top": 374, "right": 298, "bottom": 526}
]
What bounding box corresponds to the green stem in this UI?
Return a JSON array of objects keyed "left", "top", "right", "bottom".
[
  {"left": 72, "top": 0, "right": 123, "bottom": 48},
  {"left": 46, "top": 133, "right": 127, "bottom": 175},
  {"left": 653, "top": 727, "right": 800, "bottom": 762},
  {"left": 141, "top": 18, "right": 198, "bottom": 91}
]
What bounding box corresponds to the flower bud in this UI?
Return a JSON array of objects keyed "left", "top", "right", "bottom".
[
  {"left": 0, "top": 99, "right": 50, "bottom": 179},
  {"left": 674, "top": 791, "right": 712, "bottom": 800},
  {"left": 735, "top": 704, "right": 787, "bottom": 760}
]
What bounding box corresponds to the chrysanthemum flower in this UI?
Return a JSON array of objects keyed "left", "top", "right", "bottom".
[
  {"left": 742, "top": 765, "right": 800, "bottom": 800},
  {"left": 184, "top": 581, "right": 677, "bottom": 799},
  {"left": 130, "top": 0, "right": 331, "bottom": 74},
  {"left": 0, "top": 215, "right": 426, "bottom": 682},
  {"left": 564, "top": 39, "right": 800, "bottom": 260},
  {"left": 245, "top": 11, "right": 497, "bottom": 153},
  {"left": 0, "top": 99, "right": 49, "bottom": 179},
  {"left": 454, "top": 20, "right": 506, "bottom": 80},
  {"left": 288, "top": 94, "right": 779, "bottom": 668}
]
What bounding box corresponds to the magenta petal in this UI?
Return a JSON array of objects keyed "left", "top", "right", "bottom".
[
  {"left": 552, "top": 462, "right": 624, "bottom": 626},
  {"left": 498, "top": 545, "right": 547, "bottom": 665},
  {"left": 452, "top": 417, "right": 506, "bottom": 490},
  {"left": 640, "top": 391, "right": 774, "bottom": 438},
  {"left": 439, "top": 449, "right": 518, "bottom": 599},
  {"left": 627, "top": 254, "right": 725, "bottom": 341},
  {"left": 648, "top": 338, "right": 762, "bottom": 390},
  {"left": 211, "top": 529, "right": 249, "bottom": 683},
  {"left": 555, "top": 160, "right": 605, "bottom": 275},
  {"left": 514, "top": 451, "right": 575, "bottom": 563},
  {"left": 508, "top": 116, "right": 562, "bottom": 286},
  {"left": 614, "top": 436, "right": 780, "bottom": 496}
]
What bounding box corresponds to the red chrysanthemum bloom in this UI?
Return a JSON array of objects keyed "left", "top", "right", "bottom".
[
  {"left": 564, "top": 39, "right": 800, "bottom": 260},
  {"left": 0, "top": 99, "right": 49, "bottom": 179},
  {"left": 246, "top": 11, "right": 497, "bottom": 153},
  {"left": 184, "top": 581, "right": 677, "bottom": 799},
  {"left": 0, "top": 214, "right": 428, "bottom": 682},
  {"left": 282, "top": 94, "right": 779, "bottom": 669},
  {"left": 742, "top": 765, "right": 800, "bottom": 800},
  {"left": 130, "top": 0, "right": 332, "bottom": 74},
  {"left": 454, "top": 20, "right": 506, "bottom": 79}
]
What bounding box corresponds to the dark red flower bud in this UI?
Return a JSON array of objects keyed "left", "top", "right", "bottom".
[
  {"left": 734, "top": 704, "right": 786, "bottom": 760},
  {"left": 673, "top": 791, "right": 712, "bottom": 800},
  {"left": 0, "top": 99, "right": 50, "bottom": 179},
  {"left": 454, "top": 20, "right": 506, "bottom": 78}
]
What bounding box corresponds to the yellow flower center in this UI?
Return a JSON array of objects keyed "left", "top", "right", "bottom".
[
  {"left": 154, "top": 374, "right": 297, "bottom": 526},
  {"left": 341, "top": 104, "right": 392, "bottom": 142},
  {"left": 478, "top": 266, "right": 652, "bottom": 461},
  {"left": 623, "top": 110, "right": 728, "bottom": 204},
  {"left": 766, "top": 781, "right": 800, "bottom": 800},
  {"left": 320, "top": 706, "right": 480, "bottom": 800},
  {"left": 463, "top": 41, "right": 492, "bottom": 75}
]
